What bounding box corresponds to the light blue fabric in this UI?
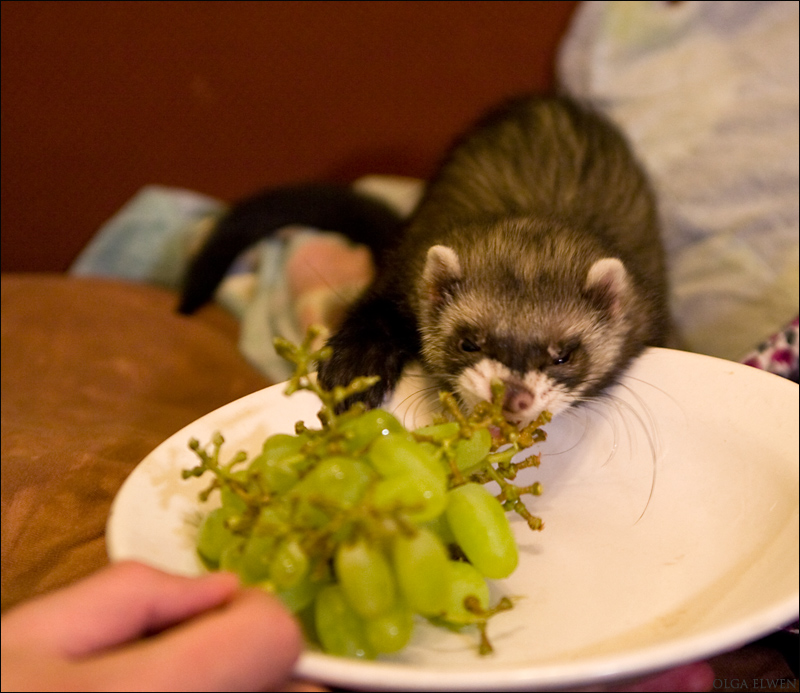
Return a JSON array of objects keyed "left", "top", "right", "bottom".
[
  {"left": 238, "top": 232, "right": 315, "bottom": 382},
  {"left": 66, "top": 183, "right": 351, "bottom": 381},
  {"left": 69, "top": 185, "right": 224, "bottom": 289},
  {"left": 558, "top": 0, "right": 799, "bottom": 360}
]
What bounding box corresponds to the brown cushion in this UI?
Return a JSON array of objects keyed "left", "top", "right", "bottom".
[{"left": 1, "top": 275, "right": 269, "bottom": 611}]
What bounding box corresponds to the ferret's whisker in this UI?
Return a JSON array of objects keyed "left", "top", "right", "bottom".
[
  {"left": 601, "top": 388, "right": 659, "bottom": 523},
  {"left": 578, "top": 397, "right": 620, "bottom": 466}
]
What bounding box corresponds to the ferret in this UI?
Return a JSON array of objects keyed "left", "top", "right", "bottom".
[{"left": 179, "top": 95, "right": 672, "bottom": 425}]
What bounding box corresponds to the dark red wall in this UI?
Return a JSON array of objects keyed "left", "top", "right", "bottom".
[{"left": 1, "top": 1, "right": 579, "bottom": 272}]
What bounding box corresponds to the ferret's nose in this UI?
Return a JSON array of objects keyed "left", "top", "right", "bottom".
[{"left": 503, "top": 382, "right": 534, "bottom": 414}]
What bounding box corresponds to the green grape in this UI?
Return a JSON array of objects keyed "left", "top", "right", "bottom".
[
  {"left": 272, "top": 572, "right": 328, "bottom": 613},
  {"left": 218, "top": 537, "right": 247, "bottom": 574},
  {"left": 413, "top": 421, "right": 460, "bottom": 441},
  {"left": 248, "top": 453, "right": 299, "bottom": 495},
  {"left": 368, "top": 433, "right": 447, "bottom": 483},
  {"left": 391, "top": 528, "right": 450, "bottom": 616},
  {"left": 422, "top": 513, "right": 457, "bottom": 547},
  {"left": 248, "top": 432, "right": 313, "bottom": 494},
  {"left": 255, "top": 504, "right": 290, "bottom": 534},
  {"left": 314, "top": 584, "right": 376, "bottom": 659},
  {"left": 338, "top": 408, "right": 407, "bottom": 452},
  {"left": 416, "top": 441, "right": 447, "bottom": 473},
  {"left": 371, "top": 469, "right": 447, "bottom": 523},
  {"left": 454, "top": 427, "right": 492, "bottom": 472},
  {"left": 269, "top": 537, "right": 309, "bottom": 589},
  {"left": 261, "top": 432, "right": 308, "bottom": 461},
  {"left": 364, "top": 600, "right": 415, "bottom": 653},
  {"left": 441, "top": 560, "right": 490, "bottom": 624},
  {"left": 196, "top": 507, "right": 239, "bottom": 566},
  {"left": 292, "top": 457, "right": 375, "bottom": 505},
  {"left": 220, "top": 471, "right": 250, "bottom": 513},
  {"left": 445, "top": 482, "right": 518, "bottom": 579},
  {"left": 239, "top": 533, "right": 277, "bottom": 583},
  {"left": 291, "top": 457, "right": 375, "bottom": 526},
  {"left": 335, "top": 538, "right": 396, "bottom": 619}
]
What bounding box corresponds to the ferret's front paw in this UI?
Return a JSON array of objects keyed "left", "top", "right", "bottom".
[{"left": 317, "top": 358, "right": 390, "bottom": 411}]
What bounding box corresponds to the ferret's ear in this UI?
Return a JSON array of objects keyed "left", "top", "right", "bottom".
[
  {"left": 584, "top": 257, "right": 629, "bottom": 316},
  {"left": 422, "top": 245, "right": 461, "bottom": 308}
]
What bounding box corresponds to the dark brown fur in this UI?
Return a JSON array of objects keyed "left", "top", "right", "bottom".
[
  {"left": 179, "top": 95, "right": 672, "bottom": 422},
  {"left": 321, "top": 95, "right": 670, "bottom": 421}
]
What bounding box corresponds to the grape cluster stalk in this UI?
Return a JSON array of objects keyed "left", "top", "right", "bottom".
[{"left": 182, "top": 326, "right": 550, "bottom": 657}]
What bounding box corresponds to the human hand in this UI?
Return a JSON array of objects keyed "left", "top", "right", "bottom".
[{"left": 1, "top": 561, "right": 325, "bottom": 692}]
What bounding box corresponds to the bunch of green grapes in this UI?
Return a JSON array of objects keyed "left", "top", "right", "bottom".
[{"left": 183, "top": 326, "right": 550, "bottom": 657}]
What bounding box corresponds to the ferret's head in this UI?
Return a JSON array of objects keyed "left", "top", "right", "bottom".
[{"left": 416, "top": 242, "right": 640, "bottom": 425}]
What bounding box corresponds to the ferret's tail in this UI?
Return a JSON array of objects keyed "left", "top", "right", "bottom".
[{"left": 177, "top": 183, "right": 404, "bottom": 314}]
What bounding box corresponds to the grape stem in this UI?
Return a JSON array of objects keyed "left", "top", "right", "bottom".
[
  {"left": 183, "top": 325, "right": 553, "bottom": 658},
  {"left": 464, "top": 595, "right": 515, "bottom": 655},
  {"left": 410, "top": 382, "right": 549, "bottom": 529},
  {"left": 273, "top": 327, "right": 379, "bottom": 431}
]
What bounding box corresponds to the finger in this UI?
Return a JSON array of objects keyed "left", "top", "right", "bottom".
[
  {"left": 86, "top": 588, "right": 304, "bottom": 692},
  {"left": 3, "top": 561, "right": 240, "bottom": 657}
]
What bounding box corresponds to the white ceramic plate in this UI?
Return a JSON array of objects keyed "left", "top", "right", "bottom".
[{"left": 107, "top": 348, "right": 799, "bottom": 691}]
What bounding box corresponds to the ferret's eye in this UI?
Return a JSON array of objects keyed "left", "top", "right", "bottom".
[
  {"left": 552, "top": 344, "right": 577, "bottom": 365},
  {"left": 459, "top": 338, "right": 481, "bottom": 353}
]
